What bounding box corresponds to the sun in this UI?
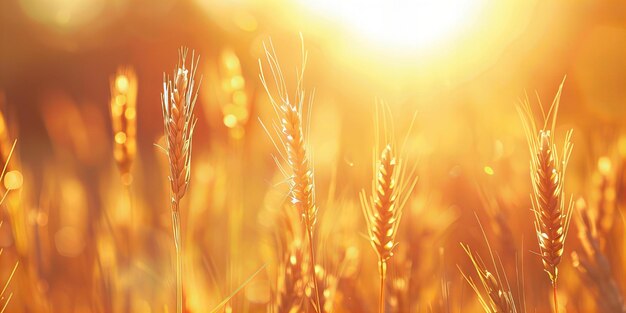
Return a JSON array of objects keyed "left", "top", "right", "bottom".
[{"left": 299, "top": 0, "right": 485, "bottom": 50}]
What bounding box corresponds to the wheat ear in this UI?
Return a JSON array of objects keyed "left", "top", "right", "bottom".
[
  {"left": 360, "top": 105, "right": 418, "bottom": 313},
  {"left": 517, "top": 78, "right": 573, "bottom": 312},
  {"left": 258, "top": 38, "right": 322, "bottom": 312},
  {"left": 161, "top": 48, "right": 199, "bottom": 313},
  {"left": 110, "top": 66, "right": 138, "bottom": 185}
]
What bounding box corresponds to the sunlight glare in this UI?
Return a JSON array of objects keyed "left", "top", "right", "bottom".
[{"left": 300, "top": 0, "right": 484, "bottom": 49}]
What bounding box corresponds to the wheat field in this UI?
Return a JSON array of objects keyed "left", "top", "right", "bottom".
[{"left": 1, "top": 0, "right": 626, "bottom": 312}]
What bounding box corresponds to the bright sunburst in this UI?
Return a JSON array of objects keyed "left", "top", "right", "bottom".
[{"left": 300, "top": 0, "right": 485, "bottom": 49}]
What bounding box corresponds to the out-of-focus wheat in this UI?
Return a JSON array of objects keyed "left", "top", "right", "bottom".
[
  {"left": 572, "top": 198, "right": 626, "bottom": 313},
  {"left": 259, "top": 39, "right": 322, "bottom": 312},
  {"left": 110, "top": 67, "right": 138, "bottom": 186},
  {"left": 275, "top": 243, "right": 306, "bottom": 313},
  {"left": 590, "top": 156, "right": 618, "bottom": 242},
  {"left": 387, "top": 245, "right": 411, "bottom": 313},
  {"left": 0, "top": 141, "right": 18, "bottom": 313},
  {"left": 517, "top": 78, "right": 574, "bottom": 312},
  {"left": 160, "top": 48, "right": 199, "bottom": 313},
  {"left": 218, "top": 49, "right": 250, "bottom": 139},
  {"left": 461, "top": 243, "right": 517, "bottom": 313},
  {"left": 0, "top": 111, "right": 14, "bottom": 171}
]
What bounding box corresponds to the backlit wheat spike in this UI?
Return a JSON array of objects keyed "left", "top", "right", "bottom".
[
  {"left": 517, "top": 77, "right": 573, "bottom": 312},
  {"left": 259, "top": 38, "right": 321, "bottom": 312},
  {"left": 281, "top": 102, "right": 317, "bottom": 227},
  {"left": 161, "top": 48, "right": 199, "bottom": 313},
  {"left": 365, "top": 144, "right": 398, "bottom": 263},
  {"left": 162, "top": 49, "right": 199, "bottom": 213},
  {"left": 110, "top": 66, "right": 137, "bottom": 185},
  {"left": 360, "top": 104, "right": 418, "bottom": 313}
]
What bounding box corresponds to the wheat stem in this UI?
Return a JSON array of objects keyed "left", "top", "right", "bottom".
[
  {"left": 173, "top": 211, "right": 183, "bottom": 313},
  {"left": 552, "top": 282, "right": 558, "bottom": 313},
  {"left": 307, "top": 227, "right": 322, "bottom": 312},
  {"left": 379, "top": 260, "right": 387, "bottom": 313}
]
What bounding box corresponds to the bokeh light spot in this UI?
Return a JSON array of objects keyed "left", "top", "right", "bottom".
[
  {"left": 597, "top": 156, "right": 612, "bottom": 175},
  {"left": 125, "top": 107, "right": 136, "bottom": 120},
  {"left": 483, "top": 166, "right": 494, "bottom": 176},
  {"left": 115, "top": 75, "right": 130, "bottom": 93},
  {"left": 115, "top": 132, "right": 127, "bottom": 144},
  {"left": 54, "top": 227, "right": 85, "bottom": 257},
  {"left": 4, "top": 170, "right": 24, "bottom": 190},
  {"left": 230, "top": 76, "right": 245, "bottom": 90},
  {"left": 223, "top": 114, "right": 238, "bottom": 128}
]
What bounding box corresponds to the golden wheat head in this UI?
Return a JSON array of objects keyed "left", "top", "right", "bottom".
[
  {"left": 517, "top": 78, "right": 574, "bottom": 285},
  {"left": 259, "top": 39, "right": 317, "bottom": 229},
  {"left": 161, "top": 48, "right": 199, "bottom": 212},
  {"left": 360, "top": 105, "right": 418, "bottom": 265}
]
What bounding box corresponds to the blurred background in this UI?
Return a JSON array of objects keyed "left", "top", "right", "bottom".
[{"left": 1, "top": 0, "right": 626, "bottom": 312}]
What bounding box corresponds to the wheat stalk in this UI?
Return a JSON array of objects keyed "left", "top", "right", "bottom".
[
  {"left": 160, "top": 48, "right": 199, "bottom": 313},
  {"left": 258, "top": 38, "right": 322, "bottom": 312},
  {"left": 517, "top": 78, "right": 573, "bottom": 312},
  {"left": 360, "top": 105, "right": 418, "bottom": 313},
  {"left": 110, "top": 66, "right": 138, "bottom": 186}
]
